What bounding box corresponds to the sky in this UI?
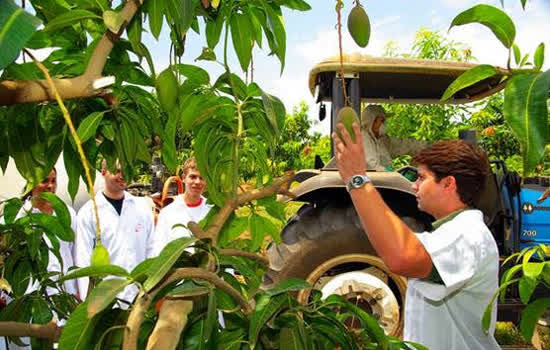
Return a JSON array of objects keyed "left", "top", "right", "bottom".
[
  {"left": 141, "top": 0, "right": 550, "bottom": 135},
  {"left": 20, "top": 0, "right": 550, "bottom": 134}
]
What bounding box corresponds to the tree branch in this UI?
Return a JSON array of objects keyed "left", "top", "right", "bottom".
[
  {"left": 203, "top": 172, "right": 294, "bottom": 246},
  {"left": 123, "top": 267, "right": 252, "bottom": 350},
  {"left": 220, "top": 249, "right": 269, "bottom": 267},
  {"left": 0, "top": 321, "right": 59, "bottom": 341},
  {"left": 0, "top": 0, "right": 141, "bottom": 105}
]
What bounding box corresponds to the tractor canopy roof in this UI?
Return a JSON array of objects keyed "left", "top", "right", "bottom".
[{"left": 309, "top": 53, "right": 508, "bottom": 104}]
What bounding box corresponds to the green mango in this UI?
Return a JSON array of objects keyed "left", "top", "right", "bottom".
[
  {"left": 336, "top": 106, "right": 360, "bottom": 143},
  {"left": 91, "top": 242, "right": 110, "bottom": 266},
  {"left": 156, "top": 68, "right": 179, "bottom": 113},
  {"left": 347, "top": 4, "right": 371, "bottom": 48}
]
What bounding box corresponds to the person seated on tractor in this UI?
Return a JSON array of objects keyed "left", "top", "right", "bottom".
[
  {"left": 361, "top": 104, "right": 428, "bottom": 171},
  {"left": 333, "top": 124, "right": 500, "bottom": 350}
]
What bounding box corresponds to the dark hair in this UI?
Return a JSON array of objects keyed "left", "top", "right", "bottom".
[{"left": 412, "top": 140, "right": 490, "bottom": 207}]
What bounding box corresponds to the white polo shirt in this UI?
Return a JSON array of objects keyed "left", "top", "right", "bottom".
[{"left": 404, "top": 209, "right": 500, "bottom": 350}]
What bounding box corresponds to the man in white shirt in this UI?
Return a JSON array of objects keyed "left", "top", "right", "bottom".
[
  {"left": 151, "top": 157, "right": 212, "bottom": 257},
  {"left": 75, "top": 160, "right": 154, "bottom": 304},
  {"left": 333, "top": 122, "right": 500, "bottom": 350}
]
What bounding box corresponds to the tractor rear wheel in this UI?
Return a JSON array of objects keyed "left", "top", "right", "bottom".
[{"left": 263, "top": 202, "right": 427, "bottom": 336}]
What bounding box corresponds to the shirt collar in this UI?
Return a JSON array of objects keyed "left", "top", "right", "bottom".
[
  {"left": 97, "top": 191, "right": 132, "bottom": 207},
  {"left": 431, "top": 208, "right": 469, "bottom": 231}
]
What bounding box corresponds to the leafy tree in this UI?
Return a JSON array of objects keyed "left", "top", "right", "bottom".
[{"left": 0, "top": 0, "right": 417, "bottom": 349}]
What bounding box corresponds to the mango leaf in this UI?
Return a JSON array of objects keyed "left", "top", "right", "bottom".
[
  {"left": 279, "top": 327, "right": 303, "bottom": 350},
  {"left": 482, "top": 279, "right": 520, "bottom": 333},
  {"left": 282, "top": 0, "right": 311, "bottom": 11},
  {"left": 441, "top": 65, "right": 498, "bottom": 101},
  {"left": 162, "top": 110, "right": 179, "bottom": 173},
  {"left": 39, "top": 192, "right": 71, "bottom": 229},
  {"left": 32, "top": 298, "right": 53, "bottom": 324},
  {"left": 219, "top": 255, "right": 261, "bottom": 290},
  {"left": 503, "top": 71, "right": 550, "bottom": 175},
  {"left": 87, "top": 278, "right": 132, "bottom": 318},
  {"left": 44, "top": 9, "right": 101, "bottom": 32},
  {"left": 180, "top": 94, "right": 234, "bottom": 131},
  {"left": 326, "top": 294, "right": 388, "bottom": 348},
  {"left": 520, "top": 297, "right": 550, "bottom": 341},
  {"left": 58, "top": 302, "right": 100, "bottom": 350},
  {"left": 230, "top": 13, "right": 254, "bottom": 72},
  {"left": 32, "top": 213, "right": 74, "bottom": 242},
  {"left": 175, "top": 64, "right": 210, "bottom": 86},
  {"left": 127, "top": 11, "right": 143, "bottom": 59},
  {"left": 249, "top": 214, "right": 266, "bottom": 252},
  {"left": 58, "top": 265, "right": 129, "bottom": 284},
  {"left": 264, "top": 278, "right": 311, "bottom": 297},
  {"left": 165, "top": 0, "right": 195, "bottom": 35},
  {"left": 144, "top": 0, "right": 164, "bottom": 39},
  {"left": 519, "top": 276, "right": 538, "bottom": 304},
  {"left": 205, "top": 6, "right": 224, "bottom": 49},
  {"left": 215, "top": 329, "right": 245, "bottom": 350},
  {"left": 263, "top": 4, "right": 286, "bottom": 73},
  {"left": 218, "top": 215, "right": 248, "bottom": 247},
  {"left": 195, "top": 47, "right": 216, "bottom": 62},
  {"left": 513, "top": 44, "right": 521, "bottom": 66},
  {"left": 449, "top": 4, "right": 515, "bottom": 48},
  {"left": 261, "top": 92, "right": 286, "bottom": 136},
  {"left": 249, "top": 294, "right": 288, "bottom": 349},
  {"left": 520, "top": 0, "right": 528, "bottom": 10},
  {"left": 534, "top": 43, "right": 545, "bottom": 71},
  {"left": 143, "top": 236, "right": 197, "bottom": 292},
  {"left": 2, "top": 198, "right": 23, "bottom": 224},
  {"left": 129, "top": 258, "right": 156, "bottom": 283},
  {"left": 0, "top": 0, "right": 42, "bottom": 70},
  {"left": 204, "top": 288, "right": 217, "bottom": 345},
  {"left": 167, "top": 281, "right": 209, "bottom": 298},
  {"left": 63, "top": 137, "right": 81, "bottom": 200},
  {"left": 78, "top": 112, "right": 106, "bottom": 144}
]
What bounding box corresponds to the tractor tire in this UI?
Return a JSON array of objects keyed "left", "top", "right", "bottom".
[{"left": 263, "top": 202, "right": 426, "bottom": 336}]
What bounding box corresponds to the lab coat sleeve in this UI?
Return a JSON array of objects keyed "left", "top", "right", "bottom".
[{"left": 74, "top": 205, "right": 95, "bottom": 299}]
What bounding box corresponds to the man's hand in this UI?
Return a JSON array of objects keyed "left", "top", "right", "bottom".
[{"left": 332, "top": 122, "right": 367, "bottom": 184}]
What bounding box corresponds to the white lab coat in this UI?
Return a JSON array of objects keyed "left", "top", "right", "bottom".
[
  {"left": 150, "top": 195, "right": 212, "bottom": 257},
  {"left": 75, "top": 191, "right": 154, "bottom": 304}
]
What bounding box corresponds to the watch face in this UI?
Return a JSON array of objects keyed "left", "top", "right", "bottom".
[{"left": 352, "top": 176, "right": 363, "bottom": 186}]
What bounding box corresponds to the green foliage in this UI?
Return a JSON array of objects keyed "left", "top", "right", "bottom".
[
  {"left": 0, "top": 0, "right": 42, "bottom": 69},
  {"left": 450, "top": 5, "right": 516, "bottom": 48},
  {"left": 503, "top": 71, "right": 550, "bottom": 175}
]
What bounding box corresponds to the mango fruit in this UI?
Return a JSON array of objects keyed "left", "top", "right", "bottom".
[
  {"left": 336, "top": 106, "right": 359, "bottom": 143},
  {"left": 347, "top": 4, "right": 370, "bottom": 48},
  {"left": 91, "top": 242, "right": 110, "bottom": 266},
  {"left": 212, "top": 0, "right": 220, "bottom": 9},
  {"left": 156, "top": 68, "right": 179, "bottom": 113}
]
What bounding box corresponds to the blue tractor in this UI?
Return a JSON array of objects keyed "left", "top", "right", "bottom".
[{"left": 263, "top": 54, "right": 549, "bottom": 337}]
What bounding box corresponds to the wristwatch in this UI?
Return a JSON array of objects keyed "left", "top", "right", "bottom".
[{"left": 346, "top": 174, "right": 371, "bottom": 192}]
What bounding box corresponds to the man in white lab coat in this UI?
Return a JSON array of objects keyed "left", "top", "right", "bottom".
[
  {"left": 151, "top": 157, "right": 212, "bottom": 257},
  {"left": 75, "top": 160, "right": 154, "bottom": 304}
]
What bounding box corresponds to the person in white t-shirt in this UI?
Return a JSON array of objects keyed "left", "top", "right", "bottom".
[
  {"left": 151, "top": 157, "right": 212, "bottom": 257},
  {"left": 333, "top": 122, "right": 500, "bottom": 350}
]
